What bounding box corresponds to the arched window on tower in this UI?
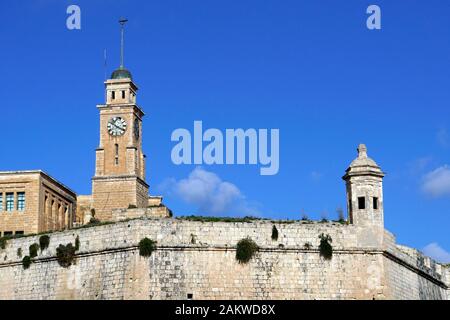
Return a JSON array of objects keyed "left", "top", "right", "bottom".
[{"left": 115, "top": 144, "right": 119, "bottom": 165}]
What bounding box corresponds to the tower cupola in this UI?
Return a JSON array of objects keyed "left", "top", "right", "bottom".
[{"left": 111, "top": 67, "right": 133, "bottom": 80}]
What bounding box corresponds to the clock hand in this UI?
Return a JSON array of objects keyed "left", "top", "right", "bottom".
[{"left": 111, "top": 122, "right": 124, "bottom": 133}]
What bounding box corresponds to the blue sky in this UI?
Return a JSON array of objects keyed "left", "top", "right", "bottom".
[{"left": 1, "top": 0, "right": 449, "bottom": 262}]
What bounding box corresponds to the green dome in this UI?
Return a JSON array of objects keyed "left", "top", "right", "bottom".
[{"left": 111, "top": 67, "right": 133, "bottom": 80}]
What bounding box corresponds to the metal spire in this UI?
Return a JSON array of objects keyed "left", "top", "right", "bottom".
[{"left": 119, "top": 18, "right": 128, "bottom": 69}]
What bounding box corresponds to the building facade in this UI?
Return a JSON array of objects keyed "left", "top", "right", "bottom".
[{"left": 0, "top": 171, "right": 76, "bottom": 236}]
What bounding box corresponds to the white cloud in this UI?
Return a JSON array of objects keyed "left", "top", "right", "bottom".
[
  {"left": 422, "top": 243, "right": 450, "bottom": 264},
  {"left": 160, "top": 167, "right": 260, "bottom": 216},
  {"left": 421, "top": 165, "right": 450, "bottom": 198}
]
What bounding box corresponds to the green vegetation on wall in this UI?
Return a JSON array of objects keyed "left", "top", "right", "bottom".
[
  {"left": 271, "top": 225, "right": 279, "bottom": 241},
  {"left": 139, "top": 238, "right": 157, "bottom": 257},
  {"left": 22, "top": 256, "right": 32, "bottom": 270},
  {"left": 319, "top": 233, "right": 333, "bottom": 260},
  {"left": 39, "top": 235, "right": 50, "bottom": 251},
  {"left": 0, "top": 237, "right": 9, "bottom": 250},
  {"left": 236, "top": 237, "right": 259, "bottom": 264},
  {"left": 74, "top": 236, "right": 80, "bottom": 251},
  {"left": 29, "top": 243, "right": 39, "bottom": 258},
  {"left": 56, "top": 243, "right": 77, "bottom": 268}
]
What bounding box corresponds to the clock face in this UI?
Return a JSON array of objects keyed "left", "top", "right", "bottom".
[
  {"left": 107, "top": 117, "right": 127, "bottom": 136},
  {"left": 134, "top": 118, "right": 140, "bottom": 139}
]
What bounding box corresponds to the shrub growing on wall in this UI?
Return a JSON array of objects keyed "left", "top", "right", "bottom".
[
  {"left": 236, "top": 237, "right": 259, "bottom": 264},
  {"left": 75, "top": 236, "right": 80, "bottom": 251},
  {"left": 319, "top": 233, "right": 333, "bottom": 260},
  {"left": 56, "top": 244, "right": 77, "bottom": 268},
  {"left": 139, "top": 238, "right": 157, "bottom": 257},
  {"left": 29, "top": 243, "right": 39, "bottom": 258},
  {"left": 0, "top": 238, "right": 6, "bottom": 250},
  {"left": 22, "top": 256, "right": 32, "bottom": 270},
  {"left": 89, "top": 217, "right": 100, "bottom": 224},
  {"left": 39, "top": 235, "right": 50, "bottom": 251},
  {"left": 271, "top": 225, "right": 279, "bottom": 241}
]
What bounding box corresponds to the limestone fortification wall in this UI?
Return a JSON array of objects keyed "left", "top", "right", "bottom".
[{"left": 0, "top": 217, "right": 448, "bottom": 300}]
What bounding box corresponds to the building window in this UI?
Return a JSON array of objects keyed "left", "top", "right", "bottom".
[
  {"left": 15, "top": 231, "right": 24, "bottom": 235},
  {"left": 17, "top": 192, "right": 25, "bottom": 211},
  {"left": 6, "top": 193, "right": 14, "bottom": 211},
  {"left": 122, "top": 90, "right": 125, "bottom": 99},
  {"left": 3, "top": 231, "right": 13, "bottom": 236},
  {"left": 187, "top": 293, "right": 193, "bottom": 300},
  {"left": 373, "top": 197, "right": 379, "bottom": 210},
  {"left": 112, "top": 91, "right": 115, "bottom": 100},
  {"left": 358, "top": 197, "right": 365, "bottom": 210},
  {"left": 115, "top": 144, "right": 119, "bottom": 165},
  {"left": 0, "top": 193, "right": 3, "bottom": 211}
]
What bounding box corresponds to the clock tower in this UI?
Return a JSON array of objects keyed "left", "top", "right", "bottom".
[{"left": 91, "top": 19, "right": 149, "bottom": 221}]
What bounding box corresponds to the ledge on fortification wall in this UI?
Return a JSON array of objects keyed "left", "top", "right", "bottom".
[
  {"left": 0, "top": 217, "right": 366, "bottom": 266},
  {"left": 112, "top": 206, "right": 171, "bottom": 221}
]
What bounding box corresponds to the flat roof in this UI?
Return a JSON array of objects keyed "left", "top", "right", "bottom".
[{"left": 0, "top": 170, "right": 77, "bottom": 196}]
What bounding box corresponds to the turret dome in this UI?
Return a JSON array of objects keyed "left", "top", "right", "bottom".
[
  {"left": 111, "top": 67, "right": 133, "bottom": 80},
  {"left": 343, "top": 144, "right": 384, "bottom": 178}
]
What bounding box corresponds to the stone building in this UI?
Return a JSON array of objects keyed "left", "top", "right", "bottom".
[
  {"left": 0, "top": 23, "right": 448, "bottom": 300},
  {"left": 0, "top": 171, "right": 76, "bottom": 236}
]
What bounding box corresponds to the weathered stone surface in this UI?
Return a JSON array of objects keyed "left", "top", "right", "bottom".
[{"left": 0, "top": 218, "right": 447, "bottom": 300}]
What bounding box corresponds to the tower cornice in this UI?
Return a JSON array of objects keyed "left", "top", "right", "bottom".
[
  {"left": 342, "top": 169, "right": 385, "bottom": 181},
  {"left": 92, "top": 174, "right": 149, "bottom": 188},
  {"left": 104, "top": 78, "right": 138, "bottom": 91},
  {"left": 96, "top": 103, "right": 145, "bottom": 117}
]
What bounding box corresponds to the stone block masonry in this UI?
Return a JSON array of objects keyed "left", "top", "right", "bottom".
[{"left": 0, "top": 217, "right": 448, "bottom": 300}]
